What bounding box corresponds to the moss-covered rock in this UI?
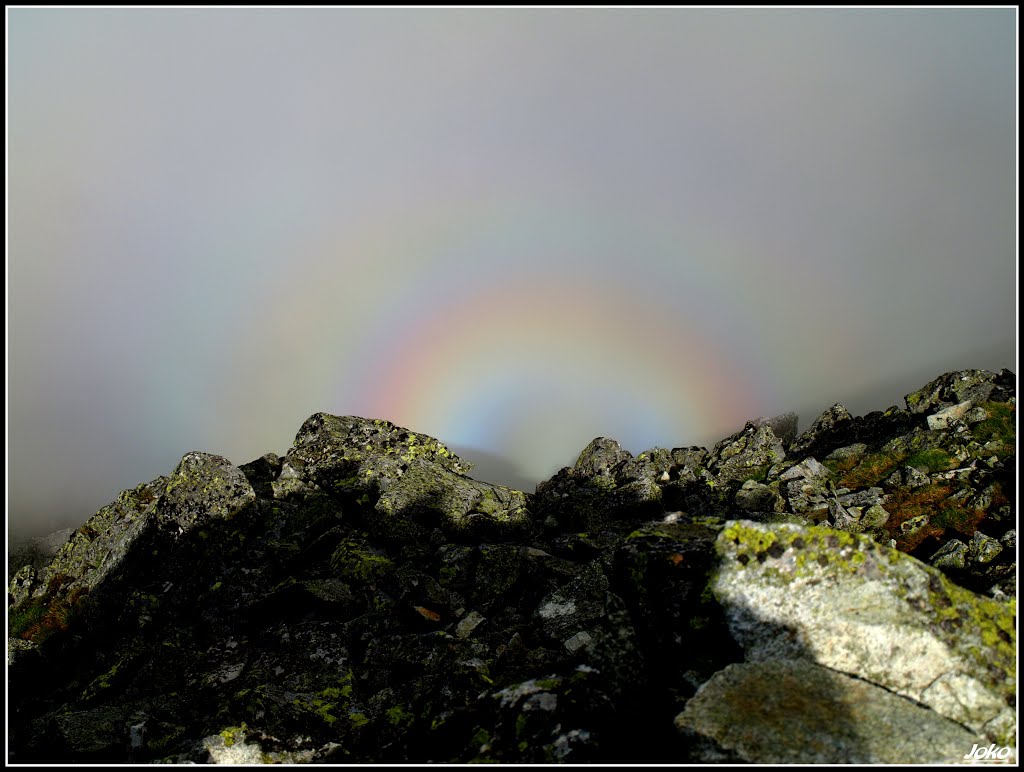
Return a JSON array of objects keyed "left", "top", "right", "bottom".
[
  {"left": 157, "top": 452, "right": 255, "bottom": 532},
  {"left": 283, "top": 414, "right": 528, "bottom": 542},
  {"left": 712, "top": 520, "right": 1016, "bottom": 744}
]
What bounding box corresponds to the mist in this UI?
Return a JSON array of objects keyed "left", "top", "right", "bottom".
[{"left": 8, "top": 9, "right": 1016, "bottom": 540}]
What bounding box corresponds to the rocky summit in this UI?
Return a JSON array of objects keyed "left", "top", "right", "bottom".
[{"left": 6, "top": 368, "right": 1018, "bottom": 764}]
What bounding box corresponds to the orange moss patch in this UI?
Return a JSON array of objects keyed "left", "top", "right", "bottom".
[{"left": 884, "top": 483, "right": 988, "bottom": 553}]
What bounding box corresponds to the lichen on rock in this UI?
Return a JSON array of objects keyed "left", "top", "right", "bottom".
[{"left": 712, "top": 519, "right": 1016, "bottom": 743}]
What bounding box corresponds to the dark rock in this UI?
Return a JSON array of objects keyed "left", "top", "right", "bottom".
[{"left": 790, "top": 404, "right": 855, "bottom": 458}]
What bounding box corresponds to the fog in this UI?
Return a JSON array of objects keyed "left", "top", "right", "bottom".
[{"left": 8, "top": 9, "right": 1016, "bottom": 539}]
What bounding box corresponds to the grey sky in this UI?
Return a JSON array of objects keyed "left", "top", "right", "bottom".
[{"left": 7, "top": 8, "right": 1017, "bottom": 538}]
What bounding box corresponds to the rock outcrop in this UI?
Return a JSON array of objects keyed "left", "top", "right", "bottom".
[{"left": 7, "top": 369, "right": 1017, "bottom": 764}]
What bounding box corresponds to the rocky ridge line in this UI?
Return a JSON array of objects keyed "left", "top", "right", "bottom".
[{"left": 7, "top": 368, "right": 1017, "bottom": 763}]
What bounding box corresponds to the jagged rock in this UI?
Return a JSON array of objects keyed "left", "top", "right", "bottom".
[
  {"left": 574, "top": 437, "right": 633, "bottom": 478},
  {"left": 449, "top": 667, "right": 615, "bottom": 762},
  {"left": 836, "top": 486, "right": 885, "bottom": 509},
  {"left": 905, "top": 369, "right": 1015, "bottom": 414},
  {"left": 534, "top": 560, "right": 608, "bottom": 648},
  {"left": 930, "top": 539, "right": 969, "bottom": 570},
  {"left": 675, "top": 660, "right": 978, "bottom": 763},
  {"left": 613, "top": 522, "right": 740, "bottom": 694},
  {"left": 710, "top": 423, "right": 786, "bottom": 483},
  {"left": 968, "top": 531, "right": 1004, "bottom": 564},
  {"left": 887, "top": 465, "right": 931, "bottom": 488},
  {"left": 533, "top": 439, "right": 663, "bottom": 531},
  {"left": 455, "top": 611, "right": 486, "bottom": 639},
  {"left": 790, "top": 404, "right": 854, "bottom": 457},
  {"left": 670, "top": 446, "right": 709, "bottom": 469},
  {"left": 712, "top": 520, "right": 1016, "bottom": 744},
  {"left": 927, "top": 400, "right": 974, "bottom": 431},
  {"left": 285, "top": 414, "right": 529, "bottom": 540},
  {"left": 238, "top": 452, "right": 282, "bottom": 499}
]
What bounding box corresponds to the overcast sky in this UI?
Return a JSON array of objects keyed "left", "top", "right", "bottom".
[{"left": 7, "top": 8, "right": 1017, "bottom": 538}]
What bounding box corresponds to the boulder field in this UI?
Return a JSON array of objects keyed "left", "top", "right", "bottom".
[{"left": 7, "top": 368, "right": 1017, "bottom": 763}]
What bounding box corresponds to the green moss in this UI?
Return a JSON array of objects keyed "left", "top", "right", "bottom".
[
  {"left": 471, "top": 727, "right": 491, "bottom": 746},
  {"left": 740, "top": 465, "right": 770, "bottom": 484},
  {"left": 515, "top": 713, "right": 528, "bottom": 737},
  {"left": 972, "top": 401, "right": 1015, "bottom": 453},
  {"left": 904, "top": 448, "right": 955, "bottom": 473},
  {"left": 219, "top": 723, "right": 248, "bottom": 747},
  {"left": 931, "top": 505, "right": 986, "bottom": 537},
  {"left": 721, "top": 522, "right": 778, "bottom": 553},
  {"left": 349, "top": 711, "right": 370, "bottom": 727},
  {"left": 8, "top": 599, "right": 46, "bottom": 639},
  {"left": 924, "top": 576, "right": 1016, "bottom": 692},
  {"left": 386, "top": 705, "right": 414, "bottom": 727},
  {"left": 9, "top": 590, "right": 82, "bottom": 645},
  {"left": 476, "top": 489, "right": 501, "bottom": 516},
  {"left": 330, "top": 540, "right": 393, "bottom": 583},
  {"left": 721, "top": 521, "right": 867, "bottom": 580}
]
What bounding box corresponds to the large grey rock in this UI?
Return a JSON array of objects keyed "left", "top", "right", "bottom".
[
  {"left": 676, "top": 660, "right": 979, "bottom": 764},
  {"left": 710, "top": 423, "right": 786, "bottom": 483},
  {"left": 712, "top": 520, "right": 1016, "bottom": 744},
  {"left": 573, "top": 437, "right": 632, "bottom": 479},
  {"left": 285, "top": 414, "right": 528, "bottom": 540},
  {"left": 157, "top": 452, "right": 255, "bottom": 533}
]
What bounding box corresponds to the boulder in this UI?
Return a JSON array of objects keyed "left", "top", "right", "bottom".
[
  {"left": 285, "top": 414, "right": 529, "bottom": 541},
  {"left": 676, "top": 660, "right": 978, "bottom": 763},
  {"left": 711, "top": 520, "right": 1016, "bottom": 744},
  {"left": 709, "top": 423, "right": 786, "bottom": 483}
]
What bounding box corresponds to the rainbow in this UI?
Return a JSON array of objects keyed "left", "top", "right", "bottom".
[{"left": 237, "top": 195, "right": 823, "bottom": 481}]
